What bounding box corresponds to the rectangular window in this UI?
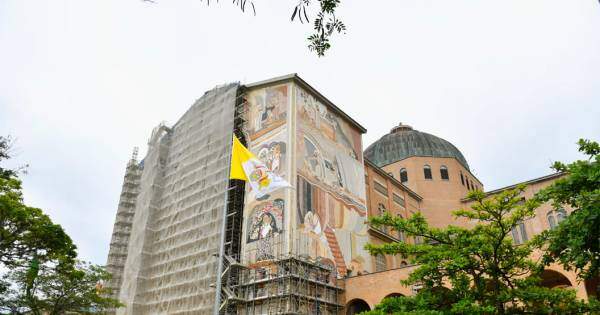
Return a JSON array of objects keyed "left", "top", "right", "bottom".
[
  {"left": 392, "top": 193, "right": 405, "bottom": 207},
  {"left": 424, "top": 168, "right": 432, "bottom": 180},
  {"left": 374, "top": 181, "right": 388, "bottom": 196},
  {"left": 460, "top": 173, "right": 465, "bottom": 185},
  {"left": 440, "top": 168, "right": 449, "bottom": 180},
  {"left": 375, "top": 255, "right": 387, "bottom": 272},
  {"left": 511, "top": 221, "right": 528, "bottom": 244},
  {"left": 400, "top": 171, "right": 408, "bottom": 183}
]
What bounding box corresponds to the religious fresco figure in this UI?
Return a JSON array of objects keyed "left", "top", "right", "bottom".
[
  {"left": 247, "top": 199, "right": 284, "bottom": 243},
  {"left": 246, "top": 85, "right": 288, "bottom": 140}
]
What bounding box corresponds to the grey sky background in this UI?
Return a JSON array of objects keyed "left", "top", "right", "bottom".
[{"left": 1, "top": 0, "right": 599, "bottom": 265}]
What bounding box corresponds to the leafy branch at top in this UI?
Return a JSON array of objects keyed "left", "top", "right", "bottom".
[{"left": 192, "top": 0, "right": 346, "bottom": 56}]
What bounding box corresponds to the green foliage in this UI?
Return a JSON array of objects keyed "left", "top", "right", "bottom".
[
  {"left": 0, "top": 135, "right": 122, "bottom": 313},
  {"left": 0, "top": 136, "right": 77, "bottom": 268},
  {"left": 534, "top": 139, "right": 600, "bottom": 282},
  {"left": 197, "top": 0, "right": 345, "bottom": 56},
  {"left": 1, "top": 260, "right": 122, "bottom": 315},
  {"left": 365, "top": 185, "right": 596, "bottom": 314}
]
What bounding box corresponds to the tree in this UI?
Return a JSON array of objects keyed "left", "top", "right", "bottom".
[
  {"left": 534, "top": 139, "right": 600, "bottom": 284},
  {"left": 364, "top": 186, "right": 598, "bottom": 314},
  {"left": 0, "top": 136, "right": 77, "bottom": 268},
  {"left": 154, "top": 0, "right": 345, "bottom": 57},
  {"left": 1, "top": 260, "right": 122, "bottom": 315},
  {"left": 0, "top": 137, "right": 122, "bottom": 313}
]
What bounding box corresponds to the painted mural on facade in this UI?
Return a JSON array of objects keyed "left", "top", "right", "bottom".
[
  {"left": 246, "top": 84, "right": 288, "bottom": 141},
  {"left": 295, "top": 86, "right": 369, "bottom": 276},
  {"left": 242, "top": 86, "right": 289, "bottom": 264}
]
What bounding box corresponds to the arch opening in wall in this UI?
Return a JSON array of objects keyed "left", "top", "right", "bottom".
[
  {"left": 585, "top": 277, "right": 599, "bottom": 299},
  {"left": 540, "top": 269, "right": 572, "bottom": 289},
  {"left": 346, "top": 298, "right": 370, "bottom": 315},
  {"left": 383, "top": 293, "right": 405, "bottom": 301}
]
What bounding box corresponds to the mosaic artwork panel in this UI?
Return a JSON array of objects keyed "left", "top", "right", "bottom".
[
  {"left": 246, "top": 84, "right": 288, "bottom": 141},
  {"left": 295, "top": 85, "right": 370, "bottom": 275}
]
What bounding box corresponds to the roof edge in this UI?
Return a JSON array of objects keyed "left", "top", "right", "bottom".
[
  {"left": 461, "top": 172, "right": 565, "bottom": 202},
  {"left": 244, "top": 73, "right": 367, "bottom": 134}
]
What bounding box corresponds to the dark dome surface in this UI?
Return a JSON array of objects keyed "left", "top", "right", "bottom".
[{"left": 364, "top": 123, "right": 470, "bottom": 170}]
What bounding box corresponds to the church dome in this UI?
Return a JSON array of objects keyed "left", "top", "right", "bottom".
[{"left": 364, "top": 123, "right": 470, "bottom": 170}]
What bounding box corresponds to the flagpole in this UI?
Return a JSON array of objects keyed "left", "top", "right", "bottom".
[{"left": 213, "top": 135, "right": 234, "bottom": 315}]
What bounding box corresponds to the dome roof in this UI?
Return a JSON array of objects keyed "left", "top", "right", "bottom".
[{"left": 364, "top": 123, "right": 470, "bottom": 170}]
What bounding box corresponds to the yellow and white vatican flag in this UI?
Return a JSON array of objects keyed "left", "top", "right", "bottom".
[{"left": 230, "top": 135, "right": 291, "bottom": 198}]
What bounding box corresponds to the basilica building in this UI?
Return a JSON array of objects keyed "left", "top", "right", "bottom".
[
  {"left": 346, "top": 122, "right": 596, "bottom": 313},
  {"left": 105, "top": 74, "right": 596, "bottom": 315}
]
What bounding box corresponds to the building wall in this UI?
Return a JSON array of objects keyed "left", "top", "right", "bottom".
[
  {"left": 343, "top": 172, "right": 594, "bottom": 313},
  {"left": 240, "top": 79, "right": 372, "bottom": 277},
  {"left": 343, "top": 266, "right": 415, "bottom": 311},
  {"left": 461, "top": 174, "right": 593, "bottom": 300},
  {"left": 363, "top": 161, "right": 421, "bottom": 271},
  {"left": 381, "top": 156, "right": 481, "bottom": 228}
]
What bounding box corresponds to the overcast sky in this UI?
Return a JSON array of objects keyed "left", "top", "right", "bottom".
[{"left": 1, "top": 0, "right": 599, "bottom": 265}]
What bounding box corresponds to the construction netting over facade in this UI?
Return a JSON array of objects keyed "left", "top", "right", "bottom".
[{"left": 109, "top": 83, "right": 239, "bottom": 315}]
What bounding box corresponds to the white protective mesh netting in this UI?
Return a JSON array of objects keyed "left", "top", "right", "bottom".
[{"left": 115, "top": 83, "right": 238, "bottom": 315}]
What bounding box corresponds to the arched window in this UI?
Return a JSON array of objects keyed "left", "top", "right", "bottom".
[
  {"left": 460, "top": 172, "right": 465, "bottom": 185},
  {"left": 511, "top": 221, "right": 528, "bottom": 244},
  {"left": 400, "top": 168, "right": 408, "bottom": 183},
  {"left": 400, "top": 261, "right": 408, "bottom": 268},
  {"left": 556, "top": 208, "right": 566, "bottom": 223},
  {"left": 423, "top": 165, "right": 432, "bottom": 180},
  {"left": 375, "top": 254, "right": 387, "bottom": 272},
  {"left": 547, "top": 208, "right": 567, "bottom": 229},
  {"left": 440, "top": 166, "right": 449, "bottom": 180},
  {"left": 466, "top": 179, "right": 471, "bottom": 190},
  {"left": 470, "top": 180, "right": 475, "bottom": 191},
  {"left": 547, "top": 211, "right": 557, "bottom": 229}
]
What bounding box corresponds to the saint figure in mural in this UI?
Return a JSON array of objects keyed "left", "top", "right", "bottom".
[{"left": 247, "top": 199, "right": 284, "bottom": 243}]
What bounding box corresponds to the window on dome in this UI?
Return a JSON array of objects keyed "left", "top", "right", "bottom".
[
  {"left": 423, "top": 165, "right": 432, "bottom": 180},
  {"left": 440, "top": 166, "right": 449, "bottom": 180},
  {"left": 400, "top": 168, "right": 408, "bottom": 183}
]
